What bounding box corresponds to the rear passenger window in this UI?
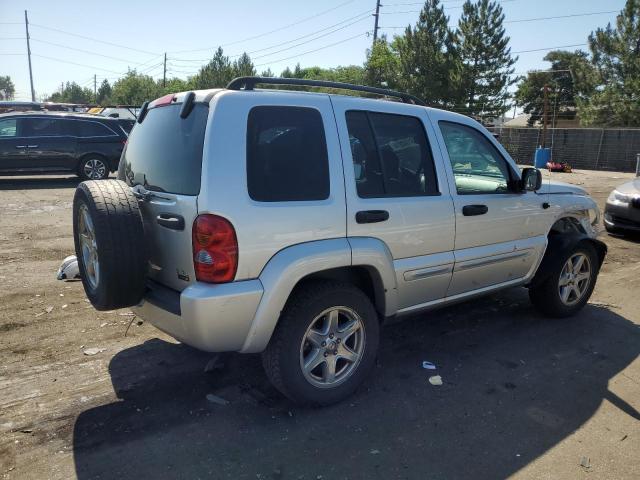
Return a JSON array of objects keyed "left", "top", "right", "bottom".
[
  {"left": 0, "top": 119, "right": 17, "bottom": 137},
  {"left": 346, "top": 111, "right": 438, "bottom": 198},
  {"left": 247, "top": 106, "right": 330, "bottom": 202},
  {"left": 76, "top": 121, "right": 116, "bottom": 137}
]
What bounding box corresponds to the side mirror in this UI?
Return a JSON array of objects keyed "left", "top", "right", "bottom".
[{"left": 521, "top": 167, "right": 542, "bottom": 192}]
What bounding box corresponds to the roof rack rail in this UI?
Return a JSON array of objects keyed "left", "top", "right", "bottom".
[{"left": 226, "top": 76, "right": 426, "bottom": 106}]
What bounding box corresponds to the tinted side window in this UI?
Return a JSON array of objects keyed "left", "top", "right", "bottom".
[
  {"left": 439, "top": 121, "right": 512, "bottom": 195},
  {"left": 0, "top": 119, "right": 17, "bottom": 137},
  {"left": 76, "top": 121, "right": 116, "bottom": 137},
  {"left": 247, "top": 106, "right": 329, "bottom": 202},
  {"left": 346, "top": 110, "right": 438, "bottom": 198},
  {"left": 23, "top": 118, "right": 64, "bottom": 137}
]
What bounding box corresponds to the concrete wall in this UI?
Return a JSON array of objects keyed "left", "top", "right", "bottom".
[{"left": 489, "top": 127, "right": 640, "bottom": 172}]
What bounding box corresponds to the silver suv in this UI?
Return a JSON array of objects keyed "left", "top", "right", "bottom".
[{"left": 73, "top": 77, "right": 606, "bottom": 405}]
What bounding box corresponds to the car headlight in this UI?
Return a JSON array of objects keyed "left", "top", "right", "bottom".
[{"left": 607, "top": 190, "right": 630, "bottom": 204}]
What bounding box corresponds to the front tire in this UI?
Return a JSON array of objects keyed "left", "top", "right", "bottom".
[
  {"left": 529, "top": 242, "right": 599, "bottom": 318},
  {"left": 262, "top": 281, "right": 380, "bottom": 406}
]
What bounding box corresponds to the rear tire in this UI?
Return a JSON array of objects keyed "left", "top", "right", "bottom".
[
  {"left": 262, "top": 281, "right": 380, "bottom": 406},
  {"left": 73, "top": 179, "right": 147, "bottom": 310},
  {"left": 78, "top": 156, "right": 109, "bottom": 180},
  {"left": 529, "top": 241, "right": 599, "bottom": 318}
]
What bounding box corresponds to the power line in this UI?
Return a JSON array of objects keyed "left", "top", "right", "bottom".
[
  {"left": 30, "top": 38, "right": 152, "bottom": 64},
  {"left": 169, "top": 0, "right": 357, "bottom": 53},
  {"left": 512, "top": 43, "right": 587, "bottom": 54},
  {"left": 29, "top": 23, "right": 159, "bottom": 55},
  {"left": 171, "top": 10, "right": 374, "bottom": 63},
  {"left": 31, "top": 54, "right": 126, "bottom": 74},
  {"left": 255, "top": 31, "right": 368, "bottom": 68}
]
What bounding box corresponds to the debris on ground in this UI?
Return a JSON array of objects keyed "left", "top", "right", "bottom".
[
  {"left": 61, "top": 304, "right": 68, "bottom": 309},
  {"left": 56, "top": 255, "right": 80, "bottom": 280},
  {"left": 589, "top": 301, "right": 620, "bottom": 309},
  {"left": 422, "top": 361, "right": 437, "bottom": 370},
  {"left": 206, "top": 393, "right": 229, "bottom": 405},
  {"left": 580, "top": 456, "right": 591, "bottom": 469},
  {"left": 45, "top": 306, "right": 53, "bottom": 314},
  {"left": 429, "top": 375, "right": 443, "bottom": 386},
  {"left": 370, "top": 449, "right": 380, "bottom": 455},
  {"left": 83, "top": 347, "right": 105, "bottom": 356}
]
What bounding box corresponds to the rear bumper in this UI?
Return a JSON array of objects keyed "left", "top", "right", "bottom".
[
  {"left": 131, "top": 279, "right": 264, "bottom": 352},
  {"left": 604, "top": 201, "right": 640, "bottom": 231}
]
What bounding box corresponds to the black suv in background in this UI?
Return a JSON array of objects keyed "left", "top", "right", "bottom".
[{"left": 0, "top": 112, "right": 129, "bottom": 180}]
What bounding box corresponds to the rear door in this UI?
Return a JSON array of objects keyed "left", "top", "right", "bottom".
[
  {"left": 428, "top": 113, "right": 548, "bottom": 296},
  {"left": 118, "top": 100, "right": 209, "bottom": 292},
  {"left": 332, "top": 96, "right": 456, "bottom": 311},
  {"left": 21, "top": 117, "right": 77, "bottom": 171}
]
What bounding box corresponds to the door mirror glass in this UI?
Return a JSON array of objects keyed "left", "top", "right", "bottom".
[{"left": 521, "top": 167, "right": 542, "bottom": 191}]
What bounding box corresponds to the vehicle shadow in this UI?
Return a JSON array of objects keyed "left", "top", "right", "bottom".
[
  {"left": 0, "top": 175, "right": 81, "bottom": 190},
  {"left": 72, "top": 289, "right": 639, "bottom": 479}
]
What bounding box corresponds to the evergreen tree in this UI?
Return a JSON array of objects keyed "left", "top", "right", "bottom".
[
  {"left": 456, "top": 0, "right": 516, "bottom": 118},
  {"left": 394, "top": 0, "right": 460, "bottom": 106},
  {"left": 96, "top": 79, "right": 112, "bottom": 105},
  {"left": 581, "top": 0, "right": 640, "bottom": 126},
  {"left": 233, "top": 53, "right": 256, "bottom": 78},
  {"left": 190, "top": 47, "right": 236, "bottom": 89},
  {"left": 0, "top": 76, "right": 15, "bottom": 100}
]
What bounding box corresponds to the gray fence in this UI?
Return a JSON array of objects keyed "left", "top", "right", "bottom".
[{"left": 488, "top": 127, "right": 640, "bottom": 173}]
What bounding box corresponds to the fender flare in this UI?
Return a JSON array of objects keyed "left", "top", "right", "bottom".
[
  {"left": 239, "top": 237, "right": 398, "bottom": 353},
  {"left": 529, "top": 233, "right": 607, "bottom": 288}
]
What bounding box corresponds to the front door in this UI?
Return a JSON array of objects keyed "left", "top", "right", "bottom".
[
  {"left": 332, "top": 97, "right": 456, "bottom": 311},
  {"left": 428, "top": 113, "right": 548, "bottom": 296},
  {"left": 0, "top": 117, "right": 27, "bottom": 172}
]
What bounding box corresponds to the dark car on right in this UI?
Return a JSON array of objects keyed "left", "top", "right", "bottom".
[{"left": 0, "top": 111, "right": 128, "bottom": 180}]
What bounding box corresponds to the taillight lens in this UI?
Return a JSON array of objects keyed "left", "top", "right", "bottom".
[{"left": 192, "top": 214, "right": 238, "bottom": 283}]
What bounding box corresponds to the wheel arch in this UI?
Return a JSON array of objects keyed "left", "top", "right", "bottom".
[{"left": 240, "top": 237, "right": 398, "bottom": 353}]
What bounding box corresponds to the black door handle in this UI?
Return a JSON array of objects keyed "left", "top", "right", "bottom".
[
  {"left": 157, "top": 213, "right": 185, "bottom": 230},
  {"left": 462, "top": 204, "right": 488, "bottom": 216},
  {"left": 356, "top": 210, "right": 389, "bottom": 224}
]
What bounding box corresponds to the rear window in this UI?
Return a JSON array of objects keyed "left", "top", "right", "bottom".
[
  {"left": 247, "top": 106, "right": 329, "bottom": 202},
  {"left": 119, "top": 103, "right": 208, "bottom": 195},
  {"left": 76, "top": 120, "right": 117, "bottom": 137}
]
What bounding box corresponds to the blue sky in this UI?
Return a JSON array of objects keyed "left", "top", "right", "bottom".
[{"left": 0, "top": 0, "right": 627, "bottom": 101}]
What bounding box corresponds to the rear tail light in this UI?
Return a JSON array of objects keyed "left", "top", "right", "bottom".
[{"left": 192, "top": 214, "right": 238, "bottom": 283}]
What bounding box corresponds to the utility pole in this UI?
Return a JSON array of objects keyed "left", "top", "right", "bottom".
[
  {"left": 163, "top": 52, "right": 167, "bottom": 88},
  {"left": 372, "top": 0, "right": 381, "bottom": 44},
  {"left": 94, "top": 74, "right": 97, "bottom": 104},
  {"left": 24, "top": 10, "right": 35, "bottom": 102},
  {"left": 542, "top": 84, "right": 549, "bottom": 148}
]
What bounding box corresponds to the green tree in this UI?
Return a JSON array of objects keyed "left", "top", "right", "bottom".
[
  {"left": 47, "top": 82, "right": 93, "bottom": 103},
  {"left": 0, "top": 76, "right": 15, "bottom": 100},
  {"left": 394, "top": 0, "right": 460, "bottom": 106},
  {"left": 157, "top": 77, "right": 189, "bottom": 96},
  {"left": 581, "top": 0, "right": 640, "bottom": 126},
  {"left": 364, "top": 37, "right": 401, "bottom": 89},
  {"left": 96, "top": 79, "right": 112, "bottom": 104},
  {"left": 233, "top": 53, "right": 256, "bottom": 77},
  {"left": 456, "top": 0, "right": 516, "bottom": 118},
  {"left": 110, "top": 71, "right": 159, "bottom": 105},
  {"left": 189, "top": 47, "right": 236, "bottom": 89},
  {"left": 515, "top": 50, "right": 596, "bottom": 126}
]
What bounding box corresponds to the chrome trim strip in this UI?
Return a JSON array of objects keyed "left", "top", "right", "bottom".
[
  {"left": 455, "top": 250, "right": 531, "bottom": 272},
  {"left": 404, "top": 264, "right": 453, "bottom": 281}
]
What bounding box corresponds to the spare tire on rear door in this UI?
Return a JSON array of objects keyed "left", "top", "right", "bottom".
[{"left": 73, "top": 179, "right": 147, "bottom": 310}]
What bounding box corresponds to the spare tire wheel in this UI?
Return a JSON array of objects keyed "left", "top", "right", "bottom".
[{"left": 73, "top": 179, "right": 147, "bottom": 310}]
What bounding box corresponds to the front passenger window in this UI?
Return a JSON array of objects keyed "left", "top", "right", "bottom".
[{"left": 439, "top": 121, "right": 513, "bottom": 195}]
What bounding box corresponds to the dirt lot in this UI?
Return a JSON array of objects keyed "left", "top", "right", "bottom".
[{"left": 1, "top": 170, "right": 639, "bottom": 480}]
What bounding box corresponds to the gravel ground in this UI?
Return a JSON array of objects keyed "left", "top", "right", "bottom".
[{"left": 0, "top": 170, "right": 638, "bottom": 480}]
